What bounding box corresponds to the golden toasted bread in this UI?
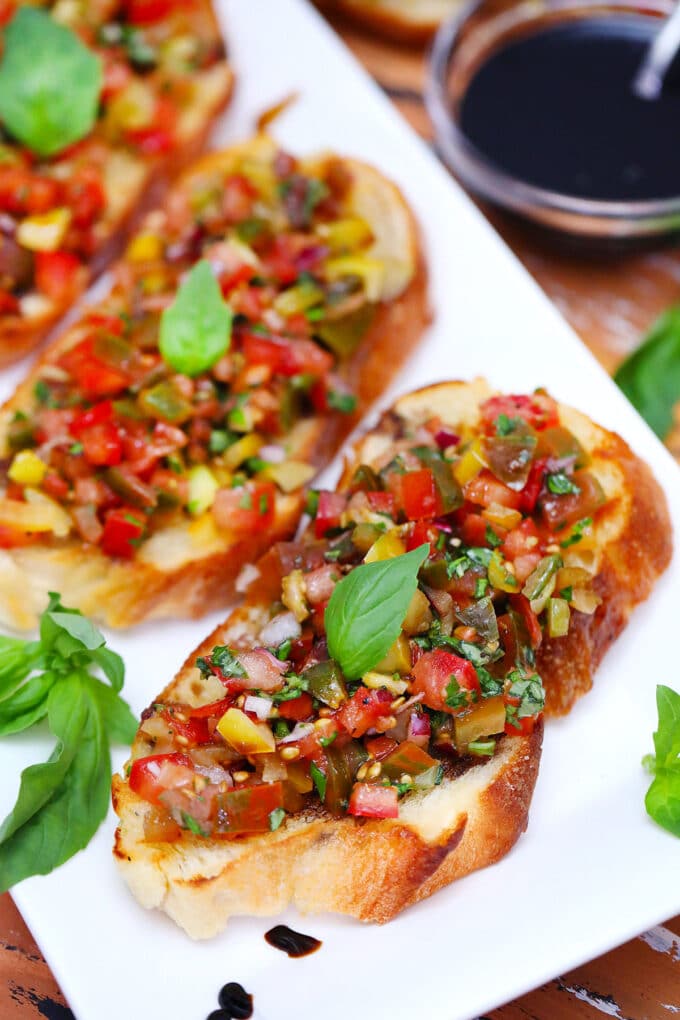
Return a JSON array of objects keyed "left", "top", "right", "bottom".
[
  {"left": 0, "top": 0, "right": 233, "bottom": 367},
  {"left": 0, "top": 138, "right": 427, "bottom": 629},
  {"left": 339, "top": 379, "right": 672, "bottom": 714},
  {"left": 319, "top": 0, "right": 461, "bottom": 43}
]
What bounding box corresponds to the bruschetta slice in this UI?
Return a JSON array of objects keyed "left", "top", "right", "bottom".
[
  {"left": 0, "top": 135, "right": 427, "bottom": 628},
  {"left": 0, "top": 0, "right": 232, "bottom": 366},
  {"left": 319, "top": 0, "right": 461, "bottom": 44},
  {"left": 112, "top": 379, "right": 670, "bottom": 938}
]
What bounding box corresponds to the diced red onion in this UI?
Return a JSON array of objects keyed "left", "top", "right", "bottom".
[
  {"left": 408, "top": 710, "right": 431, "bottom": 747},
  {"left": 258, "top": 444, "right": 286, "bottom": 464},
  {"left": 435, "top": 428, "right": 460, "bottom": 449},
  {"left": 259, "top": 611, "right": 301, "bottom": 648},
  {"left": 243, "top": 695, "right": 273, "bottom": 721},
  {"left": 295, "top": 243, "right": 329, "bottom": 271},
  {"left": 277, "top": 722, "right": 314, "bottom": 745}
]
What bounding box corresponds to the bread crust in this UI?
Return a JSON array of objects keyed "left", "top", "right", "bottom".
[
  {"left": 0, "top": 5, "right": 233, "bottom": 369},
  {"left": 0, "top": 154, "right": 428, "bottom": 629},
  {"left": 338, "top": 379, "right": 672, "bottom": 715},
  {"left": 319, "top": 0, "right": 460, "bottom": 43}
]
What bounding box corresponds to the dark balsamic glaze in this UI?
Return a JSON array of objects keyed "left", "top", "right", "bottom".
[
  {"left": 207, "top": 982, "right": 253, "bottom": 1020},
  {"left": 460, "top": 17, "right": 680, "bottom": 202},
  {"left": 264, "top": 924, "right": 322, "bottom": 958}
]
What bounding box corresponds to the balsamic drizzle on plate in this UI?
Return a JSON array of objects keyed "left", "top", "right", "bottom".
[{"left": 264, "top": 924, "right": 322, "bottom": 958}]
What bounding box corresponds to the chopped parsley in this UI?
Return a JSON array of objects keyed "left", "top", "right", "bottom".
[
  {"left": 310, "top": 761, "right": 326, "bottom": 800},
  {"left": 547, "top": 472, "right": 581, "bottom": 496},
  {"left": 181, "top": 812, "right": 208, "bottom": 837},
  {"left": 196, "top": 646, "right": 246, "bottom": 680},
  {"left": 560, "top": 517, "right": 593, "bottom": 548}
]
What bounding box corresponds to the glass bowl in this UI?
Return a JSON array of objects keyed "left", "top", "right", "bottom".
[{"left": 425, "top": 0, "right": 680, "bottom": 247}]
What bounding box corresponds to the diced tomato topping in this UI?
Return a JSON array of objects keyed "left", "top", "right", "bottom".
[
  {"left": 389, "top": 468, "right": 439, "bottom": 521},
  {"left": 502, "top": 518, "right": 540, "bottom": 560},
  {"left": 128, "top": 752, "right": 193, "bottom": 805},
  {"left": 42, "top": 471, "right": 70, "bottom": 502},
  {"left": 464, "top": 471, "right": 522, "bottom": 510},
  {"left": 220, "top": 782, "right": 284, "bottom": 834},
  {"left": 261, "top": 235, "right": 300, "bottom": 284},
  {"left": 126, "top": 97, "right": 177, "bottom": 155},
  {"left": 0, "top": 524, "right": 36, "bottom": 548},
  {"left": 34, "top": 251, "right": 82, "bottom": 301},
  {"left": 364, "top": 735, "right": 398, "bottom": 760},
  {"left": 220, "top": 263, "right": 256, "bottom": 295},
  {"left": 188, "top": 697, "right": 232, "bottom": 720},
  {"left": 314, "top": 490, "right": 347, "bottom": 538},
  {"left": 0, "top": 167, "right": 60, "bottom": 215},
  {"left": 348, "top": 783, "right": 398, "bottom": 819},
  {"left": 411, "top": 648, "right": 480, "bottom": 714},
  {"left": 58, "top": 336, "right": 130, "bottom": 397},
  {"left": 277, "top": 693, "right": 314, "bottom": 721},
  {"left": 519, "top": 457, "right": 548, "bottom": 512},
  {"left": 222, "top": 174, "right": 258, "bottom": 223},
  {"left": 480, "top": 393, "right": 559, "bottom": 432},
  {"left": 366, "top": 491, "right": 395, "bottom": 516},
  {"left": 504, "top": 714, "right": 539, "bottom": 737},
  {"left": 406, "top": 520, "right": 438, "bottom": 553},
  {"left": 241, "top": 331, "right": 333, "bottom": 378},
  {"left": 0, "top": 289, "right": 19, "bottom": 314},
  {"left": 78, "top": 421, "right": 123, "bottom": 466},
  {"left": 123, "top": 0, "right": 175, "bottom": 26},
  {"left": 101, "top": 507, "right": 145, "bottom": 558},
  {"left": 161, "top": 708, "right": 211, "bottom": 747},
  {"left": 101, "top": 56, "right": 134, "bottom": 101},
  {"left": 212, "top": 481, "right": 276, "bottom": 534},
  {"left": 64, "top": 167, "right": 106, "bottom": 229},
  {"left": 509, "top": 594, "right": 543, "bottom": 650},
  {"left": 71, "top": 400, "right": 114, "bottom": 434},
  {"left": 459, "top": 510, "right": 489, "bottom": 548},
  {"left": 336, "top": 686, "right": 393, "bottom": 738}
]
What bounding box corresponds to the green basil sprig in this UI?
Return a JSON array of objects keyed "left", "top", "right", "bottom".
[
  {"left": 325, "top": 544, "right": 429, "bottom": 679},
  {"left": 0, "top": 8, "right": 102, "bottom": 157},
  {"left": 614, "top": 306, "right": 680, "bottom": 440},
  {"left": 643, "top": 684, "right": 680, "bottom": 838},
  {"left": 159, "top": 260, "right": 233, "bottom": 376},
  {"left": 0, "top": 593, "right": 136, "bottom": 892}
]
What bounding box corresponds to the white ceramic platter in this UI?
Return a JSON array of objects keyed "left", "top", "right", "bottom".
[{"left": 2, "top": 1, "right": 679, "bottom": 1018}]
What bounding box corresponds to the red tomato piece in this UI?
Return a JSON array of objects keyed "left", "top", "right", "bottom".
[
  {"left": 388, "top": 468, "right": 439, "bottom": 521},
  {"left": 364, "top": 735, "right": 398, "bottom": 760},
  {"left": 459, "top": 510, "right": 489, "bottom": 548},
  {"left": 0, "top": 167, "right": 60, "bottom": 215},
  {"left": 411, "top": 648, "right": 480, "bottom": 713},
  {"left": 406, "top": 520, "right": 438, "bottom": 553},
  {"left": 480, "top": 393, "right": 559, "bottom": 432},
  {"left": 101, "top": 507, "right": 145, "bottom": 558},
  {"left": 348, "top": 782, "right": 398, "bottom": 819},
  {"left": 519, "top": 456, "right": 548, "bottom": 513},
  {"left": 0, "top": 524, "right": 36, "bottom": 548},
  {"left": 502, "top": 518, "right": 540, "bottom": 560},
  {"left": 509, "top": 594, "right": 543, "bottom": 650},
  {"left": 314, "top": 490, "right": 347, "bottom": 538},
  {"left": 34, "top": 251, "right": 82, "bottom": 301},
  {"left": 126, "top": 97, "right": 176, "bottom": 155},
  {"left": 221, "top": 781, "right": 284, "bottom": 833},
  {"left": 161, "top": 708, "right": 211, "bottom": 747},
  {"left": 189, "top": 697, "right": 232, "bottom": 720},
  {"left": 464, "top": 471, "right": 522, "bottom": 510},
  {"left": 222, "top": 174, "right": 257, "bottom": 223},
  {"left": 277, "top": 693, "right": 314, "bottom": 721},
  {"left": 212, "top": 481, "right": 276, "bottom": 534},
  {"left": 123, "top": 0, "right": 175, "bottom": 25},
  {"left": 0, "top": 289, "right": 19, "bottom": 314},
  {"left": 58, "top": 336, "right": 130, "bottom": 397},
  {"left": 79, "top": 422, "right": 123, "bottom": 467},
  {"left": 71, "top": 400, "right": 114, "bottom": 434},
  {"left": 128, "top": 752, "right": 194, "bottom": 805},
  {"left": 337, "top": 686, "right": 393, "bottom": 738},
  {"left": 504, "top": 714, "right": 539, "bottom": 737},
  {"left": 366, "top": 491, "right": 395, "bottom": 516},
  {"left": 64, "top": 167, "right": 106, "bottom": 229},
  {"left": 262, "top": 235, "right": 300, "bottom": 284}
]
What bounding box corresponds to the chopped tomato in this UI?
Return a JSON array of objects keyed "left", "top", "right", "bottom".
[
  {"left": 480, "top": 393, "right": 559, "bottom": 432},
  {"left": 127, "top": 97, "right": 177, "bottom": 155},
  {"left": 406, "top": 520, "right": 438, "bottom": 553},
  {"left": 277, "top": 693, "right": 314, "bottom": 721},
  {"left": 348, "top": 782, "right": 398, "bottom": 819},
  {"left": 261, "top": 234, "right": 300, "bottom": 284},
  {"left": 241, "top": 331, "right": 333, "bottom": 378},
  {"left": 0, "top": 167, "right": 60, "bottom": 215},
  {"left": 459, "top": 510, "right": 489, "bottom": 548},
  {"left": 504, "top": 713, "right": 539, "bottom": 737},
  {"left": 220, "top": 781, "right": 284, "bottom": 833},
  {"left": 502, "top": 518, "right": 540, "bottom": 561},
  {"left": 34, "top": 251, "right": 82, "bottom": 301},
  {"left": 128, "top": 752, "right": 194, "bottom": 806},
  {"left": 389, "top": 469, "right": 439, "bottom": 521},
  {"left": 540, "top": 470, "right": 605, "bottom": 531},
  {"left": 71, "top": 400, "right": 114, "bottom": 434},
  {"left": 101, "top": 56, "right": 134, "bottom": 101},
  {"left": 364, "top": 735, "right": 398, "bottom": 760},
  {"left": 222, "top": 174, "right": 257, "bottom": 223},
  {"left": 366, "top": 491, "right": 395, "bottom": 516},
  {"left": 411, "top": 648, "right": 480, "bottom": 713},
  {"left": 314, "top": 490, "right": 347, "bottom": 538},
  {"left": 0, "top": 289, "right": 19, "bottom": 314},
  {"left": 188, "top": 697, "right": 232, "bottom": 720},
  {"left": 464, "top": 471, "right": 522, "bottom": 510},
  {"left": 509, "top": 594, "right": 543, "bottom": 650},
  {"left": 220, "top": 263, "right": 256, "bottom": 295},
  {"left": 123, "top": 0, "right": 175, "bottom": 25},
  {"left": 101, "top": 507, "right": 145, "bottom": 558},
  {"left": 0, "top": 524, "right": 35, "bottom": 548},
  {"left": 58, "top": 336, "right": 130, "bottom": 397},
  {"left": 212, "top": 481, "right": 276, "bottom": 534},
  {"left": 64, "top": 167, "right": 106, "bottom": 229},
  {"left": 42, "top": 472, "right": 70, "bottom": 502},
  {"left": 78, "top": 421, "right": 123, "bottom": 466},
  {"left": 161, "top": 708, "right": 211, "bottom": 747},
  {"left": 519, "top": 456, "right": 547, "bottom": 512},
  {"left": 337, "top": 686, "right": 393, "bottom": 738}
]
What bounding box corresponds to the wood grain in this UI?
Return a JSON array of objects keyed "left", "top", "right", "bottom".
[{"left": 3, "top": 8, "right": 680, "bottom": 1020}]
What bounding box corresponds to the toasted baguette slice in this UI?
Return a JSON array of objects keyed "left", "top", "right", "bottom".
[
  {"left": 0, "top": 0, "right": 233, "bottom": 367},
  {"left": 337, "top": 379, "right": 672, "bottom": 715},
  {"left": 0, "top": 137, "right": 427, "bottom": 629},
  {"left": 112, "top": 595, "right": 542, "bottom": 939},
  {"left": 319, "top": 0, "right": 461, "bottom": 43}
]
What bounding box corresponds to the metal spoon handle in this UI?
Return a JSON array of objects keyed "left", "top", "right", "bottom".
[{"left": 633, "top": 1, "right": 680, "bottom": 100}]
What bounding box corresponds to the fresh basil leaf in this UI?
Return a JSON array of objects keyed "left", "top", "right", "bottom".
[
  {"left": 645, "top": 768, "right": 680, "bottom": 838},
  {"left": 0, "top": 637, "right": 37, "bottom": 701},
  {"left": 86, "top": 677, "right": 137, "bottom": 745},
  {"left": 47, "top": 611, "right": 106, "bottom": 652},
  {"left": 0, "top": 8, "right": 102, "bottom": 158},
  {"left": 89, "top": 647, "right": 125, "bottom": 693},
  {"left": 159, "top": 260, "right": 233, "bottom": 376},
  {"left": 325, "top": 544, "right": 429, "bottom": 679},
  {"left": 0, "top": 672, "right": 55, "bottom": 737},
  {"left": 644, "top": 685, "right": 680, "bottom": 838},
  {"left": 615, "top": 306, "right": 680, "bottom": 439},
  {"left": 652, "top": 684, "right": 680, "bottom": 765},
  {"left": 0, "top": 673, "right": 111, "bottom": 892}
]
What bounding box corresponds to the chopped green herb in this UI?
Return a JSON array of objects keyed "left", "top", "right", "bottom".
[
  {"left": 559, "top": 517, "right": 593, "bottom": 548},
  {"left": 181, "top": 812, "right": 208, "bottom": 837},
  {"left": 310, "top": 761, "right": 326, "bottom": 801},
  {"left": 69, "top": 442, "right": 84, "bottom": 456},
  {"left": 327, "top": 390, "right": 357, "bottom": 414},
  {"left": 485, "top": 524, "right": 502, "bottom": 548},
  {"left": 468, "top": 739, "right": 496, "bottom": 756},
  {"left": 268, "top": 807, "right": 286, "bottom": 832},
  {"left": 547, "top": 472, "right": 580, "bottom": 496},
  {"left": 474, "top": 577, "right": 489, "bottom": 599}
]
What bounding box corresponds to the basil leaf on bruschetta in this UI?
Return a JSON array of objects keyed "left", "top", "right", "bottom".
[
  {"left": 159, "top": 260, "right": 233, "bottom": 376},
  {"left": 325, "top": 543, "right": 429, "bottom": 678},
  {"left": 0, "top": 8, "right": 102, "bottom": 157},
  {"left": 615, "top": 305, "right": 680, "bottom": 441}
]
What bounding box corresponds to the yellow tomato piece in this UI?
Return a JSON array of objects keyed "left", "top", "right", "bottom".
[
  {"left": 126, "top": 232, "right": 163, "bottom": 263},
  {"left": 17, "top": 208, "right": 71, "bottom": 252},
  {"left": 217, "top": 708, "right": 275, "bottom": 755},
  {"left": 488, "top": 550, "right": 520, "bottom": 593},
  {"left": 374, "top": 632, "right": 411, "bottom": 674},
  {"left": 8, "top": 450, "right": 47, "bottom": 486},
  {"left": 364, "top": 530, "right": 406, "bottom": 562},
  {"left": 317, "top": 217, "right": 373, "bottom": 252},
  {"left": 324, "top": 255, "right": 385, "bottom": 302},
  {"left": 363, "top": 671, "right": 408, "bottom": 697},
  {"left": 262, "top": 460, "right": 316, "bottom": 493},
  {"left": 187, "top": 465, "right": 219, "bottom": 515},
  {"left": 453, "top": 437, "right": 487, "bottom": 485}
]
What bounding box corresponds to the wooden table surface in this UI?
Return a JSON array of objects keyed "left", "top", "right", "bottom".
[{"left": 2, "top": 9, "right": 680, "bottom": 1020}]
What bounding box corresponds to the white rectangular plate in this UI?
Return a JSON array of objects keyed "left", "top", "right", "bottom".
[{"left": 2, "top": 2, "right": 680, "bottom": 1018}]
